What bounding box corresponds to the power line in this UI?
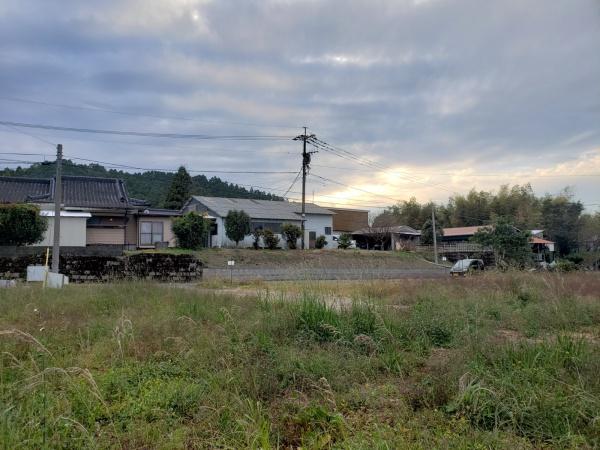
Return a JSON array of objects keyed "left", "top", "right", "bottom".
[
  {"left": 14, "top": 154, "right": 297, "bottom": 175},
  {"left": 311, "top": 173, "right": 402, "bottom": 203},
  {"left": 283, "top": 171, "right": 302, "bottom": 197},
  {"left": 0, "top": 95, "right": 299, "bottom": 130},
  {"left": 0, "top": 120, "right": 294, "bottom": 141},
  {"left": 1, "top": 123, "right": 56, "bottom": 147},
  {"left": 0, "top": 152, "right": 297, "bottom": 175},
  {"left": 311, "top": 163, "right": 600, "bottom": 178},
  {"left": 309, "top": 137, "right": 460, "bottom": 194},
  {"left": 0, "top": 152, "right": 53, "bottom": 157}
]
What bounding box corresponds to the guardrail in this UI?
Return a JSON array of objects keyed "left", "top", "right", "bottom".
[{"left": 416, "top": 243, "right": 493, "bottom": 253}]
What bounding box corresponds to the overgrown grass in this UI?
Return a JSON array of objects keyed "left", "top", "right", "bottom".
[{"left": 0, "top": 273, "right": 599, "bottom": 448}]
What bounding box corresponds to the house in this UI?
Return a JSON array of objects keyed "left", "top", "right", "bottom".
[
  {"left": 329, "top": 208, "right": 369, "bottom": 234},
  {"left": 434, "top": 225, "right": 555, "bottom": 263},
  {"left": 441, "top": 225, "right": 490, "bottom": 243},
  {"left": 0, "top": 176, "right": 180, "bottom": 250},
  {"left": 182, "top": 196, "right": 334, "bottom": 248},
  {"left": 351, "top": 225, "right": 421, "bottom": 250}
]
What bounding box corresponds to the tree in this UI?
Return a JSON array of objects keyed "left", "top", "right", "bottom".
[
  {"left": 224, "top": 210, "right": 251, "bottom": 247},
  {"left": 281, "top": 223, "right": 301, "bottom": 249},
  {"left": 449, "top": 189, "right": 493, "bottom": 226},
  {"left": 471, "top": 218, "right": 531, "bottom": 267},
  {"left": 163, "top": 166, "right": 192, "bottom": 210},
  {"left": 337, "top": 233, "right": 353, "bottom": 249},
  {"left": 579, "top": 212, "right": 600, "bottom": 251},
  {"left": 0, "top": 204, "right": 47, "bottom": 246},
  {"left": 541, "top": 191, "right": 584, "bottom": 256},
  {"left": 489, "top": 184, "right": 540, "bottom": 229},
  {"left": 420, "top": 218, "right": 443, "bottom": 245},
  {"left": 263, "top": 229, "right": 280, "bottom": 250},
  {"left": 172, "top": 212, "right": 208, "bottom": 249}
]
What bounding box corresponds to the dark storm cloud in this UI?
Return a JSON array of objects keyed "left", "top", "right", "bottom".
[{"left": 0, "top": 0, "right": 598, "bottom": 207}]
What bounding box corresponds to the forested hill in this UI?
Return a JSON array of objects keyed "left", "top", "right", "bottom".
[{"left": 0, "top": 161, "right": 282, "bottom": 207}]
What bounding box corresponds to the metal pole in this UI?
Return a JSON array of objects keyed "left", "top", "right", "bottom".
[
  {"left": 432, "top": 206, "right": 438, "bottom": 264},
  {"left": 51, "top": 144, "right": 62, "bottom": 273}
]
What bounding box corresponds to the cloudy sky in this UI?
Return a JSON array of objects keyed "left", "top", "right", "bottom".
[{"left": 1, "top": 0, "right": 599, "bottom": 211}]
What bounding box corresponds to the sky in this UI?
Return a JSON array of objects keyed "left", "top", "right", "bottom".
[{"left": 0, "top": 0, "right": 599, "bottom": 212}]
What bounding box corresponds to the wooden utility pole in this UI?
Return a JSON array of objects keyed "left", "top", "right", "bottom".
[
  {"left": 293, "top": 128, "right": 316, "bottom": 249},
  {"left": 51, "top": 144, "right": 62, "bottom": 273},
  {"left": 432, "top": 206, "right": 439, "bottom": 264}
]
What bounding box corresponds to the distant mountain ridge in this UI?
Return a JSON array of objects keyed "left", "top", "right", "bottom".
[{"left": 0, "top": 160, "right": 282, "bottom": 207}]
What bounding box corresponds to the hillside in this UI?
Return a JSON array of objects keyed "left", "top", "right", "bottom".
[{"left": 0, "top": 161, "right": 283, "bottom": 207}]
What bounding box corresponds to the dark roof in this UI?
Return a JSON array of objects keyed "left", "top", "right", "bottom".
[
  {"left": 0, "top": 177, "right": 51, "bottom": 203},
  {"left": 0, "top": 175, "right": 150, "bottom": 209},
  {"left": 352, "top": 225, "right": 421, "bottom": 236}
]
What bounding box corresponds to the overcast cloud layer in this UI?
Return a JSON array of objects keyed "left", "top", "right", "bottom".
[{"left": 0, "top": 0, "right": 599, "bottom": 211}]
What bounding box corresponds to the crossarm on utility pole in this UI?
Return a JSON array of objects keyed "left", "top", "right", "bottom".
[{"left": 293, "top": 128, "right": 317, "bottom": 250}]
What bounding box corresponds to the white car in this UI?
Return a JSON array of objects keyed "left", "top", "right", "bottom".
[
  {"left": 450, "top": 259, "right": 484, "bottom": 276},
  {"left": 331, "top": 234, "right": 357, "bottom": 249}
]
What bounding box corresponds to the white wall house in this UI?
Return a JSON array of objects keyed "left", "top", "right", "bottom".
[
  {"left": 34, "top": 210, "right": 91, "bottom": 247},
  {"left": 183, "top": 196, "right": 335, "bottom": 249}
]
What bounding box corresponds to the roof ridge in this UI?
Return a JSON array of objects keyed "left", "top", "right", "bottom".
[
  {"left": 0, "top": 175, "right": 52, "bottom": 183},
  {"left": 60, "top": 175, "right": 124, "bottom": 182}
]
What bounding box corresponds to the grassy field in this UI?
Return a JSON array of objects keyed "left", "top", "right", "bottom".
[
  {"left": 1, "top": 274, "right": 599, "bottom": 449},
  {"left": 130, "top": 248, "right": 435, "bottom": 269}
]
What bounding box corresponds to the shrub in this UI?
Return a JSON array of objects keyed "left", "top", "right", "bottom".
[
  {"left": 556, "top": 260, "right": 577, "bottom": 272},
  {"left": 337, "top": 233, "right": 352, "bottom": 249},
  {"left": 315, "top": 235, "right": 327, "bottom": 249},
  {"left": 225, "top": 210, "right": 251, "bottom": 246},
  {"left": 281, "top": 223, "right": 302, "bottom": 249},
  {"left": 252, "top": 229, "right": 263, "bottom": 249},
  {"left": 172, "top": 212, "right": 208, "bottom": 249},
  {"left": 263, "top": 229, "right": 280, "bottom": 250},
  {"left": 0, "top": 204, "right": 47, "bottom": 246}
]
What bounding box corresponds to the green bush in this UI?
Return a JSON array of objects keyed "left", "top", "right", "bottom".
[
  {"left": 0, "top": 204, "right": 47, "bottom": 246},
  {"left": 315, "top": 235, "right": 327, "bottom": 249},
  {"left": 281, "top": 223, "right": 301, "bottom": 249},
  {"left": 556, "top": 260, "right": 577, "bottom": 272},
  {"left": 251, "top": 229, "right": 263, "bottom": 249},
  {"left": 172, "top": 212, "right": 208, "bottom": 249},
  {"left": 263, "top": 229, "right": 280, "bottom": 249},
  {"left": 337, "top": 233, "right": 352, "bottom": 249}
]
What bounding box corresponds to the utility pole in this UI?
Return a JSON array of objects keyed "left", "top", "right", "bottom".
[
  {"left": 51, "top": 144, "right": 62, "bottom": 273},
  {"left": 431, "top": 205, "right": 439, "bottom": 264},
  {"left": 293, "top": 127, "right": 316, "bottom": 249}
]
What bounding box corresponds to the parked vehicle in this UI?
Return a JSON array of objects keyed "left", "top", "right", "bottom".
[
  {"left": 331, "top": 234, "right": 357, "bottom": 249},
  {"left": 450, "top": 258, "right": 484, "bottom": 276}
]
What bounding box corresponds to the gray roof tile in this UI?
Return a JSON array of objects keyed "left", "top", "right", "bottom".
[
  {"left": 0, "top": 175, "right": 150, "bottom": 209},
  {"left": 190, "top": 196, "right": 333, "bottom": 220}
]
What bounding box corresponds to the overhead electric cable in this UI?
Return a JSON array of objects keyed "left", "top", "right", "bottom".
[
  {"left": 0, "top": 95, "right": 299, "bottom": 129},
  {"left": 0, "top": 120, "right": 294, "bottom": 141}
]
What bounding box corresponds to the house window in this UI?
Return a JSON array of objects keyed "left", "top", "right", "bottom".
[
  {"left": 140, "top": 221, "right": 163, "bottom": 246},
  {"left": 324, "top": 227, "right": 332, "bottom": 235},
  {"left": 251, "top": 221, "right": 282, "bottom": 233}
]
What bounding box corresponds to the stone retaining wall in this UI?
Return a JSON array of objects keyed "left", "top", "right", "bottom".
[
  {"left": 0, "top": 253, "right": 202, "bottom": 282},
  {"left": 0, "top": 245, "right": 125, "bottom": 258}
]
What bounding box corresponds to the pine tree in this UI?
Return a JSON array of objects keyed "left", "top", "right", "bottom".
[{"left": 163, "top": 166, "right": 192, "bottom": 210}]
